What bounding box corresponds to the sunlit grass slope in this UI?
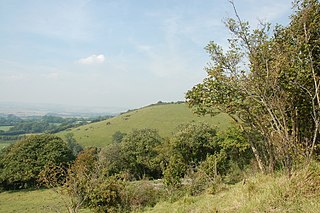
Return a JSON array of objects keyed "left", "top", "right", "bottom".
[
  {"left": 58, "top": 103, "right": 234, "bottom": 147},
  {"left": 143, "top": 171, "right": 320, "bottom": 213},
  {"left": 2, "top": 167, "right": 320, "bottom": 213},
  {"left": 0, "top": 189, "right": 91, "bottom": 213}
]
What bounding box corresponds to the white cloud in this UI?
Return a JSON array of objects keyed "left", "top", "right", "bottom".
[{"left": 77, "top": 54, "right": 106, "bottom": 65}]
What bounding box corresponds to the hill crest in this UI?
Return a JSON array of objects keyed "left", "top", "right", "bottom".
[{"left": 58, "top": 103, "right": 234, "bottom": 147}]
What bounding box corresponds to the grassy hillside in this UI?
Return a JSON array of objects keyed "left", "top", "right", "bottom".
[
  {"left": 2, "top": 165, "right": 320, "bottom": 213},
  {"left": 0, "top": 126, "right": 12, "bottom": 131},
  {"left": 0, "top": 189, "right": 91, "bottom": 213},
  {"left": 143, "top": 171, "right": 320, "bottom": 213},
  {"left": 58, "top": 103, "right": 234, "bottom": 147}
]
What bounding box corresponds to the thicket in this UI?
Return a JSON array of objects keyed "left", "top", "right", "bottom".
[
  {"left": 34, "top": 124, "right": 251, "bottom": 212},
  {"left": 0, "top": 135, "right": 75, "bottom": 190}
]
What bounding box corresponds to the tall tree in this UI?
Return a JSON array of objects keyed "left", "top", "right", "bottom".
[{"left": 186, "top": 0, "right": 320, "bottom": 173}]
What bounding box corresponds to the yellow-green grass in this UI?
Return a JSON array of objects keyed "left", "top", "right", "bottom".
[
  {"left": 0, "top": 189, "right": 91, "bottom": 213},
  {"left": 2, "top": 168, "right": 320, "bottom": 212},
  {"left": 142, "top": 172, "right": 320, "bottom": 213},
  {"left": 0, "top": 126, "right": 12, "bottom": 131},
  {"left": 0, "top": 140, "right": 15, "bottom": 150},
  {"left": 57, "top": 103, "right": 235, "bottom": 147},
  {"left": 0, "top": 143, "right": 9, "bottom": 149}
]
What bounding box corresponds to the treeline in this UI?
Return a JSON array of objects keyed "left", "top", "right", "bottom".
[{"left": 0, "top": 114, "right": 22, "bottom": 126}]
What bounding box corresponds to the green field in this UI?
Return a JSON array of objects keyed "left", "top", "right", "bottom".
[
  {"left": 0, "top": 189, "right": 91, "bottom": 213},
  {"left": 0, "top": 126, "right": 13, "bottom": 132},
  {"left": 0, "top": 143, "right": 9, "bottom": 149},
  {"left": 0, "top": 189, "right": 64, "bottom": 213},
  {"left": 58, "top": 103, "right": 235, "bottom": 147}
]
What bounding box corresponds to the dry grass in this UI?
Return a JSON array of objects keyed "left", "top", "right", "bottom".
[{"left": 143, "top": 163, "right": 320, "bottom": 213}]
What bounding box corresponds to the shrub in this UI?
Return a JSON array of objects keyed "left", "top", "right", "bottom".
[
  {"left": 120, "top": 129, "right": 164, "bottom": 179},
  {"left": 0, "top": 134, "right": 74, "bottom": 189},
  {"left": 120, "top": 180, "right": 165, "bottom": 212}
]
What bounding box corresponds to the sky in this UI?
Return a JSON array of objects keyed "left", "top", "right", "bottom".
[{"left": 0, "top": 0, "right": 293, "bottom": 110}]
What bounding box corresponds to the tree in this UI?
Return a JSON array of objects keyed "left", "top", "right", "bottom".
[
  {"left": 186, "top": 0, "right": 320, "bottom": 173},
  {"left": 64, "top": 132, "right": 83, "bottom": 156},
  {"left": 169, "top": 122, "right": 217, "bottom": 165},
  {"left": 163, "top": 122, "right": 218, "bottom": 186},
  {"left": 121, "top": 129, "right": 164, "bottom": 179},
  {"left": 101, "top": 143, "right": 126, "bottom": 177},
  {"left": 0, "top": 134, "right": 74, "bottom": 189},
  {"left": 39, "top": 147, "right": 125, "bottom": 213},
  {"left": 112, "top": 131, "right": 127, "bottom": 143}
]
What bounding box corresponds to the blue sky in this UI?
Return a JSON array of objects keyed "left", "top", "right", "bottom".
[{"left": 0, "top": 0, "right": 293, "bottom": 109}]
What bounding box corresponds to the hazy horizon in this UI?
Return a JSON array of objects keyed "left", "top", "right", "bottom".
[{"left": 1, "top": 0, "right": 292, "bottom": 109}]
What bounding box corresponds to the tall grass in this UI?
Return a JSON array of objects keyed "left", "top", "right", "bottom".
[
  {"left": 2, "top": 162, "right": 320, "bottom": 212},
  {"left": 143, "top": 162, "right": 320, "bottom": 213}
]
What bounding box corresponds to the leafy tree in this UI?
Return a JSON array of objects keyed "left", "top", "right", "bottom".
[
  {"left": 64, "top": 133, "right": 83, "bottom": 156},
  {"left": 216, "top": 127, "right": 252, "bottom": 170},
  {"left": 121, "top": 129, "right": 164, "bottom": 179},
  {"left": 186, "top": 0, "right": 320, "bottom": 173},
  {"left": 40, "top": 147, "right": 124, "bottom": 213},
  {"left": 163, "top": 123, "right": 252, "bottom": 186},
  {"left": 112, "top": 131, "right": 127, "bottom": 143},
  {"left": 163, "top": 154, "right": 188, "bottom": 186},
  {"left": 0, "top": 134, "right": 74, "bottom": 189},
  {"left": 163, "top": 123, "right": 218, "bottom": 185},
  {"left": 169, "top": 122, "right": 217, "bottom": 165},
  {"left": 101, "top": 143, "right": 126, "bottom": 176}
]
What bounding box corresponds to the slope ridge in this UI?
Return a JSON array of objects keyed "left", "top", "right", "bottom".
[{"left": 58, "top": 103, "right": 234, "bottom": 147}]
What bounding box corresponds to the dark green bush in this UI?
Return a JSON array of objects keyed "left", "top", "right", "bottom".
[
  {"left": 0, "top": 134, "right": 74, "bottom": 190},
  {"left": 120, "top": 180, "right": 165, "bottom": 212}
]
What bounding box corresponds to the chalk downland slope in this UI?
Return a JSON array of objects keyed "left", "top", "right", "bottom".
[{"left": 59, "top": 103, "right": 235, "bottom": 147}]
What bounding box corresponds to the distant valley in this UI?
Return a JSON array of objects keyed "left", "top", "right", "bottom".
[{"left": 0, "top": 101, "right": 127, "bottom": 117}]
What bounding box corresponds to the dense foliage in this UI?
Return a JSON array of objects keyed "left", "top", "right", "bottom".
[
  {"left": 120, "top": 129, "right": 164, "bottom": 179},
  {"left": 0, "top": 135, "right": 74, "bottom": 189},
  {"left": 0, "top": 114, "right": 22, "bottom": 126},
  {"left": 35, "top": 124, "right": 251, "bottom": 212},
  {"left": 186, "top": 0, "right": 320, "bottom": 173},
  {"left": 163, "top": 123, "right": 251, "bottom": 186}
]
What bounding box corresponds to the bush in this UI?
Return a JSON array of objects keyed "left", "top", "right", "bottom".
[
  {"left": 0, "top": 134, "right": 74, "bottom": 190},
  {"left": 86, "top": 176, "right": 125, "bottom": 213},
  {"left": 120, "top": 129, "right": 164, "bottom": 179},
  {"left": 120, "top": 180, "right": 165, "bottom": 212}
]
